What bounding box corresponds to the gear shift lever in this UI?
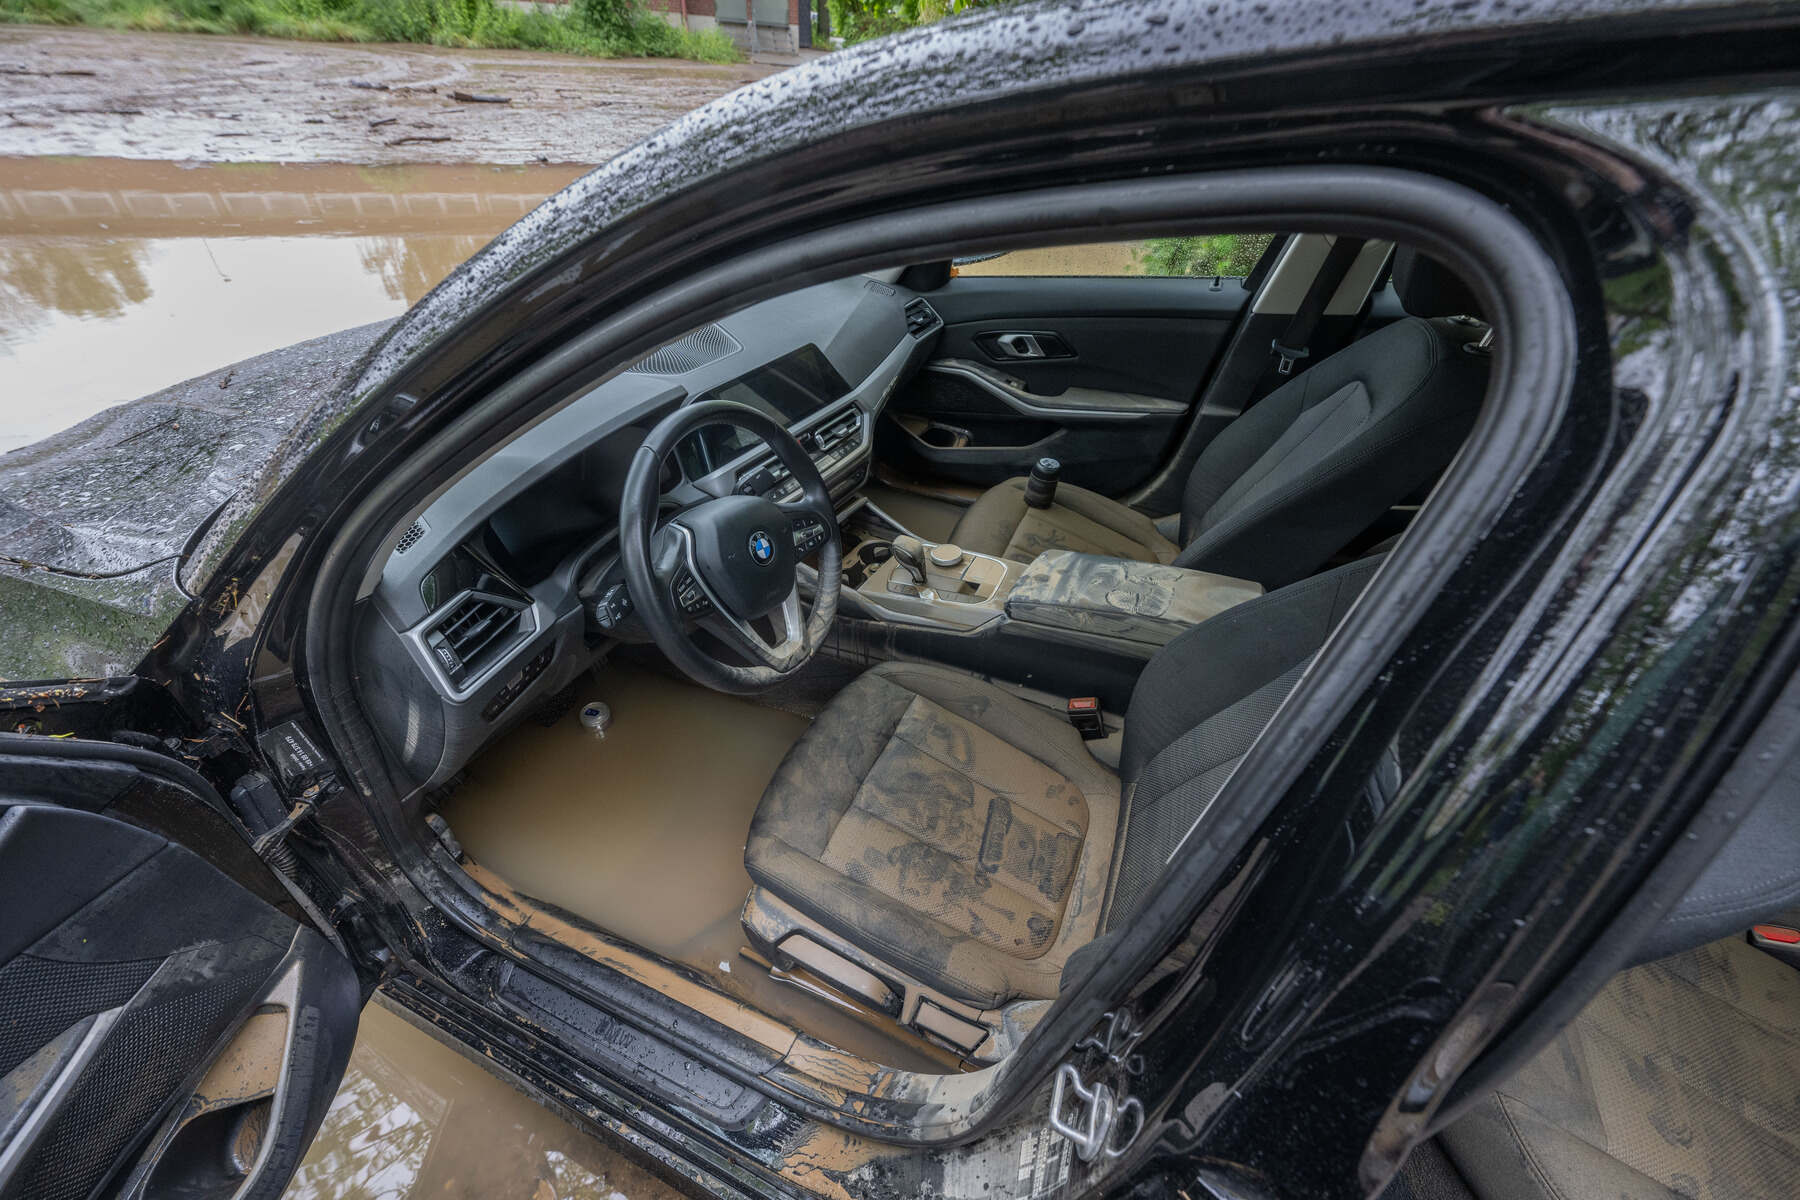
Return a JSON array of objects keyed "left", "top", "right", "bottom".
[{"left": 890, "top": 534, "right": 929, "bottom": 586}]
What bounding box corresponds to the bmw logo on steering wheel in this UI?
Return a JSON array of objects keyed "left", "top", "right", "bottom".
[{"left": 748, "top": 530, "right": 775, "bottom": 566}]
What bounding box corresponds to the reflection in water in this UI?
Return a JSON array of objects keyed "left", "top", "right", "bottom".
[
  {"left": 286, "top": 1000, "right": 681, "bottom": 1200},
  {"left": 0, "top": 157, "right": 584, "bottom": 454},
  {"left": 0, "top": 238, "right": 151, "bottom": 334},
  {"left": 357, "top": 236, "right": 492, "bottom": 304},
  {"left": 0, "top": 234, "right": 480, "bottom": 453}
]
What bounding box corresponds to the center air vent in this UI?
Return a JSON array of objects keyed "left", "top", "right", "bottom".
[
  {"left": 425, "top": 592, "right": 527, "bottom": 682},
  {"left": 625, "top": 324, "right": 743, "bottom": 376},
  {"left": 904, "top": 299, "right": 942, "bottom": 338}
]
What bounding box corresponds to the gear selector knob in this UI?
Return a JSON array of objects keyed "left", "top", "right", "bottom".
[
  {"left": 890, "top": 535, "right": 928, "bottom": 585},
  {"left": 1024, "top": 457, "right": 1061, "bottom": 509}
]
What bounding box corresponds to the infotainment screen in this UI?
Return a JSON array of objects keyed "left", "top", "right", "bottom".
[{"left": 676, "top": 344, "right": 853, "bottom": 477}]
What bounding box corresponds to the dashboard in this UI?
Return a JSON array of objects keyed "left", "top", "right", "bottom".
[{"left": 353, "top": 276, "right": 943, "bottom": 791}]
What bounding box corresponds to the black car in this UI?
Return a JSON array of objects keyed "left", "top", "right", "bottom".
[{"left": 4, "top": 1, "right": 1799, "bottom": 1198}]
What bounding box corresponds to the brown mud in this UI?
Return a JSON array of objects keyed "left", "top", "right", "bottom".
[
  {"left": 286, "top": 999, "right": 684, "bottom": 1200},
  {"left": 440, "top": 662, "right": 950, "bottom": 1073},
  {"left": 0, "top": 25, "right": 769, "bottom": 165}
]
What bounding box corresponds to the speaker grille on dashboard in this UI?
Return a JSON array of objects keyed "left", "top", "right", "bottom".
[
  {"left": 625, "top": 323, "right": 743, "bottom": 376},
  {"left": 395, "top": 519, "right": 428, "bottom": 555}
]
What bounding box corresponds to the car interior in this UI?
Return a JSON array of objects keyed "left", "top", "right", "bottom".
[{"left": 341, "top": 230, "right": 1799, "bottom": 1198}]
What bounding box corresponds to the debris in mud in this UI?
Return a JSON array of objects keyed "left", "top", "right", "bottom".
[
  {"left": 450, "top": 90, "right": 511, "bottom": 104},
  {"left": 387, "top": 134, "right": 453, "bottom": 145},
  {"left": 0, "top": 26, "right": 775, "bottom": 166},
  {"left": 368, "top": 116, "right": 397, "bottom": 127}
]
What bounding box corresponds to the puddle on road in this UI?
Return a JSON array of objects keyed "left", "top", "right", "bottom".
[
  {"left": 0, "top": 157, "right": 585, "bottom": 452},
  {"left": 287, "top": 999, "right": 682, "bottom": 1200}
]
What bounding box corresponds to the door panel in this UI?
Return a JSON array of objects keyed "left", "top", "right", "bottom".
[
  {"left": 884, "top": 275, "right": 1248, "bottom": 490},
  {"left": 0, "top": 762, "right": 360, "bottom": 1200}
]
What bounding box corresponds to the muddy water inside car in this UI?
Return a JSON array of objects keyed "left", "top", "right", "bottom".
[
  {"left": 286, "top": 999, "right": 683, "bottom": 1200},
  {"left": 0, "top": 156, "right": 584, "bottom": 451},
  {"left": 440, "top": 663, "right": 955, "bottom": 1073}
]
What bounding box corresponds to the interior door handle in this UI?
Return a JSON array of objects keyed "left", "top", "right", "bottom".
[{"left": 993, "top": 332, "right": 1047, "bottom": 359}]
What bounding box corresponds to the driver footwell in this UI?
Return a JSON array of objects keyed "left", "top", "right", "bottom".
[{"left": 436, "top": 661, "right": 958, "bottom": 1073}]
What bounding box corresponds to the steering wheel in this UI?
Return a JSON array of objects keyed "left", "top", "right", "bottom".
[{"left": 619, "top": 399, "right": 842, "bottom": 695}]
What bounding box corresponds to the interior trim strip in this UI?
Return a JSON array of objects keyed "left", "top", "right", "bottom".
[{"left": 920, "top": 360, "right": 1170, "bottom": 422}]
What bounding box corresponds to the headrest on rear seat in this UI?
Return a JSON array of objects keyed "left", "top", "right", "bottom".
[{"left": 1392, "top": 246, "right": 1484, "bottom": 319}]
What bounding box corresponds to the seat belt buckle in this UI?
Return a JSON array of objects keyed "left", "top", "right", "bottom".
[
  {"left": 1750, "top": 923, "right": 1800, "bottom": 968},
  {"left": 1066, "top": 697, "right": 1105, "bottom": 740},
  {"left": 1270, "top": 339, "right": 1310, "bottom": 376}
]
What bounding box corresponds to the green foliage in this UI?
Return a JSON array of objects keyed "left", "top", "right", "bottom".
[
  {"left": 823, "top": 0, "right": 1003, "bottom": 44},
  {"left": 0, "top": 0, "right": 740, "bottom": 62},
  {"left": 571, "top": 0, "right": 639, "bottom": 36},
  {"left": 1134, "top": 233, "right": 1275, "bottom": 279}
]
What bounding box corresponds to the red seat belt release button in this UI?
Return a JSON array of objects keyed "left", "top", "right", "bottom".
[{"left": 1067, "top": 696, "right": 1105, "bottom": 740}]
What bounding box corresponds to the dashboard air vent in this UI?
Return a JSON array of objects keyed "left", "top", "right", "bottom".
[
  {"left": 394, "top": 519, "right": 427, "bottom": 555},
  {"left": 904, "top": 299, "right": 942, "bottom": 338},
  {"left": 427, "top": 593, "right": 526, "bottom": 682},
  {"left": 625, "top": 323, "right": 743, "bottom": 376}
]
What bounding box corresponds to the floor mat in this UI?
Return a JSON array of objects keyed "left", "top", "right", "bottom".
[
  {"left": 863, "top": 483, "right": 967, "bottom": 542},
  {"left": 440, "top": 662, "right": 950, "bottom": 1072}
]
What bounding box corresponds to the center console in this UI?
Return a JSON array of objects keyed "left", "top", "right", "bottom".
[
  {"left": 1003, "top": 550, "right": 1262, "bottom": 648},
  {"left": 837, "top": 503, "right": 1263, "bottom": 652},
  {"left": 846, "top": 537, "right": 1025, "bottom": 631}
]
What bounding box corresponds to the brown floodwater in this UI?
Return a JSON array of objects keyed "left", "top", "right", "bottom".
[
  {"left": 0, "top": 156, "right": 585, "bottom": 452},
  {"left": 285, "top": 999, "right": 683, "bottom": 1200},
  {"left": 441, "top": 661, "right": 953, "bottom": 1074}
]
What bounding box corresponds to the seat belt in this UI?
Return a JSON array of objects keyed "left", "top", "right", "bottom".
[{"left": 1269, "top": 236, "right": 1366, "bottom": 377}]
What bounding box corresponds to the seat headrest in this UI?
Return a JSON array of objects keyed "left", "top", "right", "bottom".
[{"left": 1392, "top": 246, "right": 1483, "bottom": 319}]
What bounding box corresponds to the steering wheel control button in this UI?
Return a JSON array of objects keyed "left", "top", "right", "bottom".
[
  {"left": 790, "top": 515, "right": 827, "bottom": 555},
  {"left": 672, "top": 568, "right": 713, "bottom": 616},
  {"left": 928, "top": 542, "right": 965, "bottom": 569}
]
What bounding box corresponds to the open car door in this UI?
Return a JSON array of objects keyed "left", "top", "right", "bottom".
[{"left": 0, "top": 732, "right": 362, "bottom": 1200}]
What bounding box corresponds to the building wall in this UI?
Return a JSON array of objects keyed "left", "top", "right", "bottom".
[{"left": 648, "top": 0, "right": 803, "bottom": 51}]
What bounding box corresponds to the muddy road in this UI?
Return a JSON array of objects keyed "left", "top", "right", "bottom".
[{"left": 0, "top": 25, "right": 771, "bottom": 165}]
